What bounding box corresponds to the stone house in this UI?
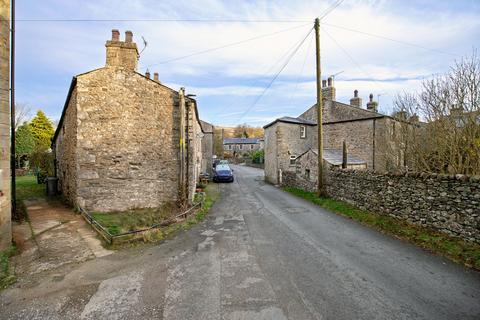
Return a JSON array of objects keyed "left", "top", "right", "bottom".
[
  {"left": 223, "top": 137, "right": 263, "bottom": 157},
  {"left": 264, "top": 77, "right": 410, "bottom": 184},
  {"left": 0, "top": 0, "right": 11, "bottom": 250},
  {"left": 52, "top": 29, "right": 207, "bottom": 212}
]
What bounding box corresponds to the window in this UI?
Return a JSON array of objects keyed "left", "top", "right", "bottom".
[
  {"left": 250, "top": 144, "right": 254, "bottom": 150},
  {"left": 239, "top": 144, "right": 243, "bottom": 150},
  {"left": 290, "top": 155, "right": 296, "bottom": 166},
  {"left": 305, "top": 168, "right": 310, "bottom": 180},
  {"left": 300, "top": 126, "right": 306, "bottom": 138},
  {"left": 229, "top": 145, "right": 232, "bottom": 150}
]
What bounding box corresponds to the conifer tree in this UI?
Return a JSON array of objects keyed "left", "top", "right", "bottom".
[{"left": 28, "top": 110, "right": 54, "bottom": 151}]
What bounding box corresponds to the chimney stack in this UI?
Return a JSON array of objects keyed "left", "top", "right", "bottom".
[
  {"left": 350, "top": 89, "right": 362, "bottom": 108},
  {"left": 153, "top": 72, "right": 160, "bottom": 83},
  {"left": 321, "top": 76, "right": 336, "bottom": 101},
  {"left": 366, "top": 93, "right": 378, "bottom": 113},
  {"left": 145, "top": 70, "right": 150, "bottom": 79},
  {"left": 125, "top": 31, "right": 133, "bottom": 43},
  {"left": 111, "top": 29, "right": 120, "bottom": 41},
  {"left": 105, "top": 29, "right": 139, "bottom": 70}
]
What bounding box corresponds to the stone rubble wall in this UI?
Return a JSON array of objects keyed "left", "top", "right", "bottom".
[
  {"left": 283, "top": 167, "right": 480, "bottom": 243},
  {"left": 0, "top": 0, "right": 11, "bottom": 250},
  {"left": 72, "top": 67, "right": 182, "bottom": 212}
]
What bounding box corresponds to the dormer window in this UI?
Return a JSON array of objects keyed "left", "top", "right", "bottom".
[{"left": 300, "top": 126, "right": 306, "bottom": 138}]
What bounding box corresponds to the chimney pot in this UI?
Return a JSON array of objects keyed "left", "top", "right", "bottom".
[
  {"left": 354, "top": 89, "right": 358, "bottom": 98},
  {"left": 145, "top": 70, "right": 150, "bottom": 79},
  {"left": 111, "top": 29, "right": 120, "bottom": 41},
  {"left": 322, "top": 79, "right": 327, "bottom": 88},
  {"left": 327, "top": 76, "right": 333, "bottom": 87},
  {"left": 154, "top": 72, "right": 159, "bottom": 82},
  {"left": 125, "top": 30, "right": 133, "bottom": 43},
  {"left": 369, "top": 93, "right": 373, "bottom": 102}
]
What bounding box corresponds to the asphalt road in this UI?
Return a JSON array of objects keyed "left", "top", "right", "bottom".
[{"left": 1, "top": 165, "right": 479, "bottom": 319}]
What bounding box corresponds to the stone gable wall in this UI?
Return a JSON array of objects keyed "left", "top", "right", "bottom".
[
  {"left": 72, "top": 67, "right": 181, "bottom": 212},
  {"left": 283, "top": 167, "right": 480, "bottom": 244},
  {"left": 0, "top": 0, "right": 10, "bottom": 250},
  {"left": 55, "top": 87, "right": 78, "bottom": 204}
]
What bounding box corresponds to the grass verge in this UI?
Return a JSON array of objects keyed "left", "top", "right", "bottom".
[
  {"left": 102, "top": 183, "right": 221, "bottom": 248},
  {"left": 15, "top": 175, "right": 46, "bottom": 221},
  {"left": 284, "top": 187, "right": 480, "bottom": 270},
  {"left": 0, "top": 246, "right": 17, "bottom": 290}
]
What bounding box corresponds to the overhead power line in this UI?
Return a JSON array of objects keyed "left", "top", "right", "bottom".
[
  {"left": 3, "top": 18, "right": 311, "bottom": 23},
  {"left": 322, "top": 22, "right": 459, "bottom": 57},
  {"left": 237, "top": 27, "right": 314, "bottom": 122},
  {"left": 142, "top": 23, "right": 311, "bottom": 69},
  {"left": 321, "top": 26, "right": 388, "bottom": 98},
  {"left": 319, "top": 0, "right": 345, "bottom": 20}
]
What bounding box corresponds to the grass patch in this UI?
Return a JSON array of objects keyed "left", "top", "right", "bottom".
[
  {"left": 15, "top": 175, "right": 46, "bottom": 221},
  {"left": 284, "top": 187, "right": 480, "bottom": 270},
  {"left": 91, "top": 202, "right": 179, "bottom": 236},
  {"left": 106, "top": 184, "right": 221, "bottom": 248},
  {"left": 0, "top": 246, "right": 17, "bottom": 290}
]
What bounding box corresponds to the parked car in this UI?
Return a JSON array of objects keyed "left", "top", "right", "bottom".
[{"left": 213, "top": 164, "right": 234, "bottom": 183}]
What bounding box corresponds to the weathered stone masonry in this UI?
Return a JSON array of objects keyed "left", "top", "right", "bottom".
[
  {"left": 283, "top": 168, "right": 480, "bottom": 244},
  {"left": 0, "top": 0, "right": 11, "bottom": 250},
  {"left": 54, "top": 30, "right": 207, "bottom": 212}
]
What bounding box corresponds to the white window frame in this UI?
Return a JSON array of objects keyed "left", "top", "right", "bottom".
[
  {"left": 289, "top": 155, "right": 297, "bottom": 166},
  {"left": 300, "top": 126, "right": 306, "bottom": 138}
]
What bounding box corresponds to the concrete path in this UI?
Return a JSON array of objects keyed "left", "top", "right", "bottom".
[{"left": 1, "top": 165, "right": 479, "bottom": 319}]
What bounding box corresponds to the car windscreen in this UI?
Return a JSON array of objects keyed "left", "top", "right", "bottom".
[{"left": 217, "top": 170, "right": 231, "bottom": 175}]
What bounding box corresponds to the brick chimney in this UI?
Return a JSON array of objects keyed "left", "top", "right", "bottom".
[
  {"left": 153, "top": 72, "right": 160, "bottom": 83},
  {"left": 366, "top": 93, "right": 378, "bottom": 113},
  {"left": 321, "top": 76, "right": 336, "bottom": 101},
  {"left": 105, "top": 29, "right": 139, "bottom": 70},
  {"left": 145, "top": 70, "right": 150, "bottom": 79},
  {"left": 350, "top": 90, "right": 362, "bottom": 108}
]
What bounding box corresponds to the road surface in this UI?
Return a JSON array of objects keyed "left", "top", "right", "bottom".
[{"left": 1, "top": 165, "right": 479, "bottom": 319}]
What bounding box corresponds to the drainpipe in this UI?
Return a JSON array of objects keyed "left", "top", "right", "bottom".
[
  {"left": 178, "top": 88, "right": 186, "bottom": 204},
  {"left": 10, "top": 0, "right": 16, "bottom": 216},
  {"left": 372, "top": 118, "right": 376, "bottom": 171}
]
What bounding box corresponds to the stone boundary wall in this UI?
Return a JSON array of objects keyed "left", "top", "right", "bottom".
[{"left": 283, "top": 168, "right": 480, "bottom": 244}]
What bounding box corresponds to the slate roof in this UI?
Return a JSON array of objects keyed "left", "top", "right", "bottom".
[
  {"left": 263, "top": 116, "right": 317, "bottom": 129},
  {"left": 298, "top": 148, "right": 366, "bottom": 166},
  {"left": 223, "top": 138, "right": 262, "bottom": 144}
]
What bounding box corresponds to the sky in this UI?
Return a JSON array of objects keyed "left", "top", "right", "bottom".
[{"left": 15, "top": 0, "right": 480, "bottom": 127}]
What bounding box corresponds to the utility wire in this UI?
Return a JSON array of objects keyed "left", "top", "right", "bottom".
[
  {"left": 3, "top": 18, "right": 311, "bottom": 23},
  {"left": 142, "top": 23, "right": 311, "bottom": 69},
  {"left": 225, "top": 25, "right": 314, "bottom": 108},
  {"left": 322, "top": 22, "right": 459, "bottom": 57},
  {"left": 321, "top": 26, "right": 388, "bottom": 100},
  {"left": 287, "top": 32, "right": 314, "bottom": 107},
  {"left": 319, "top": 0, "right": 345, "bottom": 20},
  {"left": 237, "top": 27, "right": 314, "bottom": 122}
]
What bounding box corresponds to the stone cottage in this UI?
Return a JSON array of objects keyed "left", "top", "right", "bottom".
[
  {"left": 223, "top": 137, "right": 263, "bottom": 157},
  {"left": 52, "top": 30, "right": 208, "bottom": 212},
  {"left": 0, "top": 0, "right": 11, "bottom": 250},
  {"left": 264, "top": 77, "right": 411, "bottom": 184}
]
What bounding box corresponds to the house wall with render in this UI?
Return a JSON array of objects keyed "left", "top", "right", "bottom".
[{"left": 0, "top": 0, "right": 10, "bottom": 250}]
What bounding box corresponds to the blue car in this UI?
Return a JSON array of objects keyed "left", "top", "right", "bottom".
[{"left": 213, "top": 165, "right": 234, "bottom": 183}]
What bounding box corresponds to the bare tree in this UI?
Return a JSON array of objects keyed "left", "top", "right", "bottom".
[
  {"left": 15, "top": 103, "right": 31, "bottom": 130},
  {"left": 393, "top": 51, "right": 480, "bottom": 175}
]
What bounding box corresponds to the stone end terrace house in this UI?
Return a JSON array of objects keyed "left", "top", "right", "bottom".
[
  {"left": 223, "top": 137, "right": 263, "bottom": 157},
  {"left": 53, "top": 29, "right": 208, "bottom": 212},
  {"left": 264, "top": 77, "right": 410, "bottom": 185}
]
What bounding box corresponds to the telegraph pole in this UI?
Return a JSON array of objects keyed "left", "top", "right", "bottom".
[{"left": 314, "top": 18, "right": 325, "bottom": 196}]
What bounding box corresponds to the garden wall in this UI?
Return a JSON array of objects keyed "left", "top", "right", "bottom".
[{"left": 282, "top": 168, "right": 480, "bottom": 243}]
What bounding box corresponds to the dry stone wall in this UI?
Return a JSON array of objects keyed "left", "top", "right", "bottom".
[{"left": 283, "top": 168, "right": 480, "bottom": 243}]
